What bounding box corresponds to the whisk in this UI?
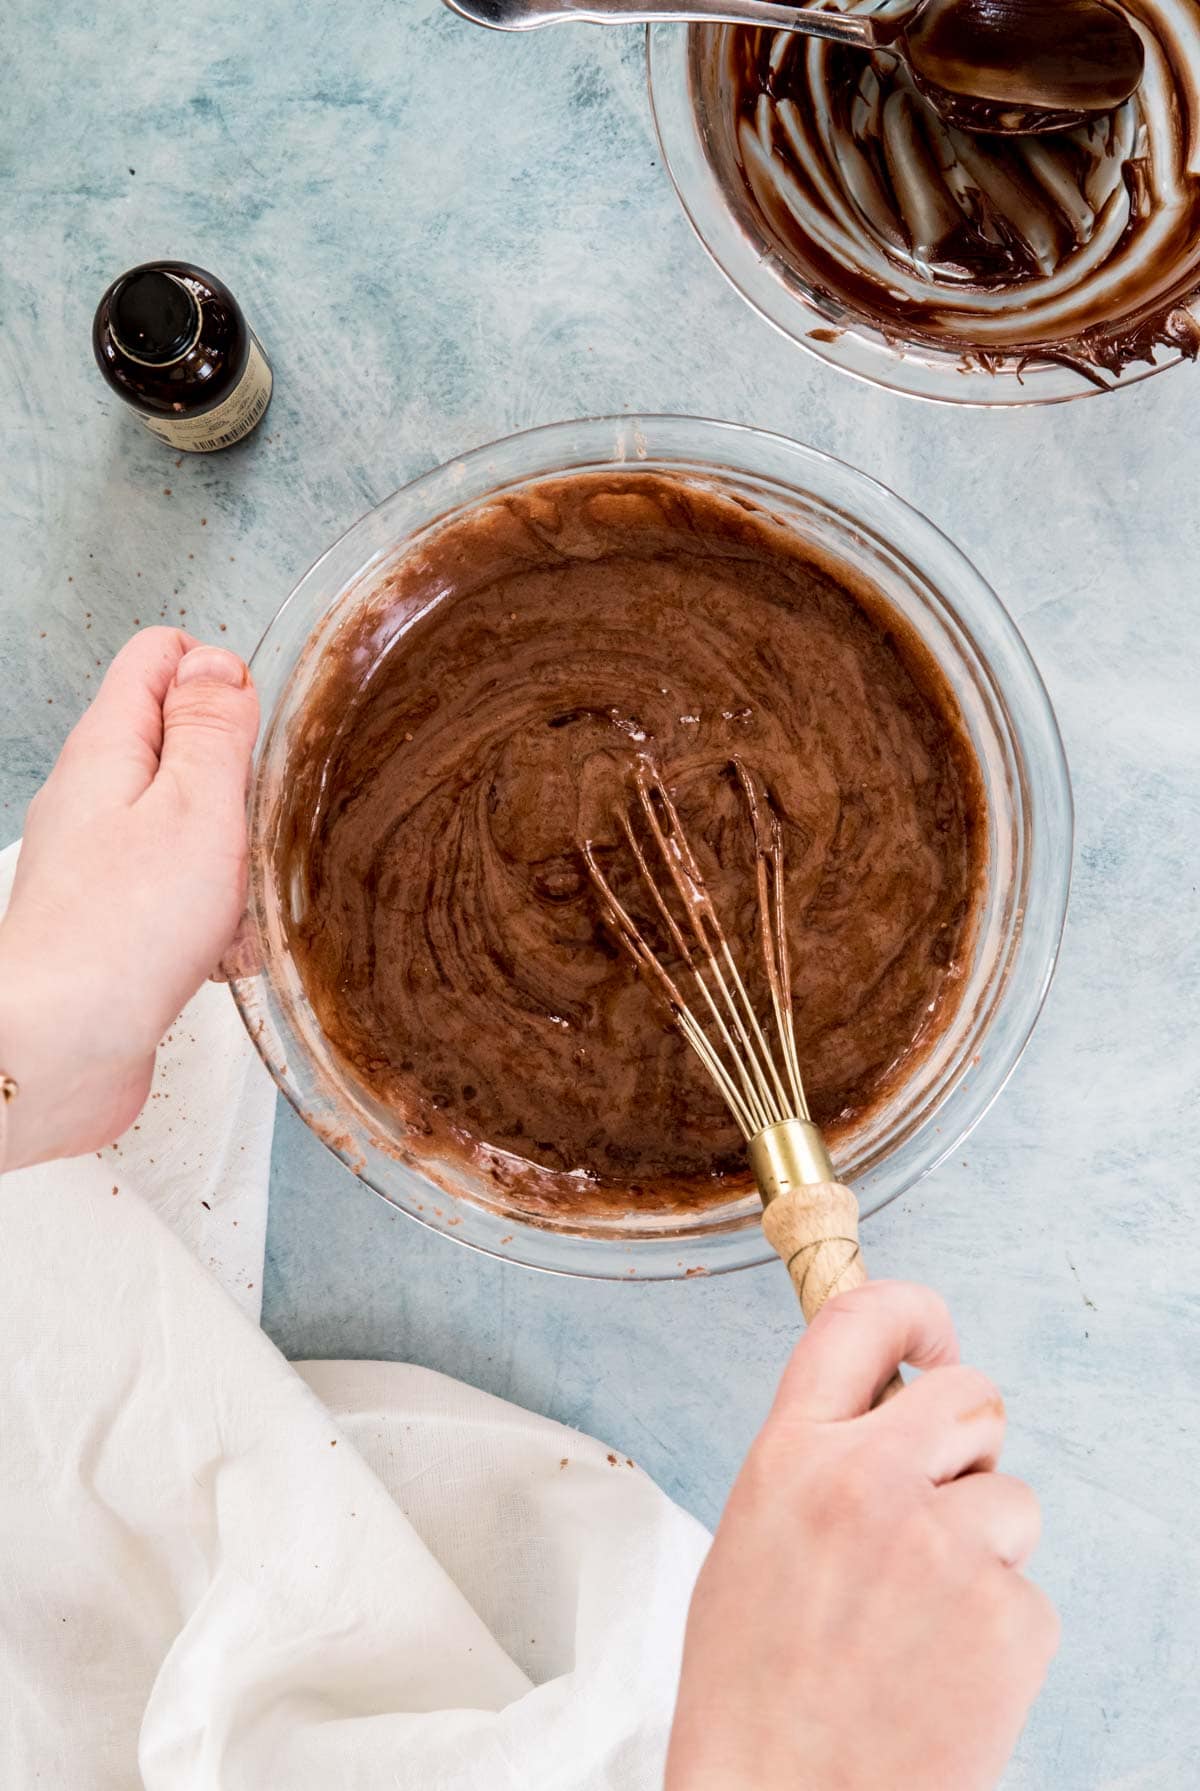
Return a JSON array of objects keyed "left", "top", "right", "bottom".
[{"left": 583, "top": 757, "right": 900, "bottom": 1373}]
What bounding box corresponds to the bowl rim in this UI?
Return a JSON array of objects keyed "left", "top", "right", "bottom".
[{"left": 232, "top": 411, "right": 1074, "bottom": 1280}]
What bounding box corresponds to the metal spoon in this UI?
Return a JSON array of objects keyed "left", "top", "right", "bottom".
[{"left": 444, "top": 0, "right": 1145, "bottom": 134}]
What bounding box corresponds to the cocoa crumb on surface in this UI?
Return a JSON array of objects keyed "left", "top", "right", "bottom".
[
  {"left": 111, "top": 1185, "right": 118, "bottom": 1196},
  {"left": 163, "top": 487, "right": 172, "bottom": 496},
  {"left": 606, "top": 1453, "right": 617, "bottom": 1465},
  {"left": 201, "top": 1199, "right": 211, "bottom": 1210},
  {"left": 559, "top": 1458, "right": 568, "bottom": 1469}
]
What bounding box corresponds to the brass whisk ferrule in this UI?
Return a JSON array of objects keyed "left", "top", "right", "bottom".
[{"left": 748, "top": 1118, "right": 835, "bottom": 1206}]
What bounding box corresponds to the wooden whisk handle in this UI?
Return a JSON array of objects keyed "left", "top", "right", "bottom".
[{"left": 761, "top": 1179, "right": 904, "bottom": 1404}]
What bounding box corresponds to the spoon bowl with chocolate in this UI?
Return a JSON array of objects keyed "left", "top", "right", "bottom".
[
  {"left": 232, "top": 416, "right": 1071, "bottom": 1280},
  {"left": 650, "top": 0, "right": 1200, "bottom": 401}
]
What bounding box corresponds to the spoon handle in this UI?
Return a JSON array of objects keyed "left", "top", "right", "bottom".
[
  {"left": 457, "top": 0, "right": 883, "bottom": 43},
  {"left": 625, "top": 1, "right": 876, "bottom": 35},
  {"left": 633, "top": 1, "right": 880, "bottom": 37}
]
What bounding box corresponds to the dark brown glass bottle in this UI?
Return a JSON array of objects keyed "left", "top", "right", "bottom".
[{"left": 93, "top": 260, "right": 272, "bottom": 454}]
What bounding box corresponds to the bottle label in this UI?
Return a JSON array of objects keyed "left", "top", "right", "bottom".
[{"left": 140, "top": 337, "right": 273, "bottom": 453}]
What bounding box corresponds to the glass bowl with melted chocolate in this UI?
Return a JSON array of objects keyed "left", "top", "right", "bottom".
[
  {"left": 232, "top": 416, "right": 1071, "bottom": 1278},
  {"left": 649, "top": 2, "right": 1200, "bottom": 402}
]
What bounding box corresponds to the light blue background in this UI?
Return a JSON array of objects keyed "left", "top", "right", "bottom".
[{"left": 3, "top": 3, "right": 1197, "bottom": 1783}]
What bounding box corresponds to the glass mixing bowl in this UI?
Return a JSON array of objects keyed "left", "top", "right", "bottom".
[
  {"left": 232, "top": 414, "right": 1072, "bottom": 1279},
  {"left": 648, "top": 17, "right": 1200, "bottom": 405}
]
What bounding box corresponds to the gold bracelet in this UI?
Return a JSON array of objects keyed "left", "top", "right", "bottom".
[{"left": 0, "top": 1074, "right": 17, "bottom": 1176}]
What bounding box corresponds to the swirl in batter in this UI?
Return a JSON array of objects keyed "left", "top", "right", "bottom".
[
  {"left": 704, "top": 0, "right": 1200, "bottom": 380},
  {"left": 276, "top": 474, "right": 986, "bottom": 1218}
]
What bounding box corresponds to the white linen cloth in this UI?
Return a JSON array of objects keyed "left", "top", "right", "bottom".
[{"left": 0, "top": 841, "right": 709, "bottom": 1789}]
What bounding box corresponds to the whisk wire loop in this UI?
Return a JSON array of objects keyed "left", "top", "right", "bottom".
[{"left": 582, "top": 758, "right": 812, "bottom": 1143}]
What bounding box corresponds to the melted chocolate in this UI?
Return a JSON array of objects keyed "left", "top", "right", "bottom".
[
  {"left": 708, "top": 0, "right": 1200, "bottom": 380},
  {"left": 276, "top": 474, "right": 986, "bottom": 1218}
]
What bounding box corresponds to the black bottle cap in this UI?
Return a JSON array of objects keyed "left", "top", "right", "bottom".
[{"left": 110, "top": 270, "right": 200, "bottom": 365}]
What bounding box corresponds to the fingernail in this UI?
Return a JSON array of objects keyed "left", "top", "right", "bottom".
[{"left": 175, "top": 646, "right": 247, "bottom": 689}]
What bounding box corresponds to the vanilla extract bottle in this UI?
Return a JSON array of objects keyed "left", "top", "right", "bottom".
[{"left": 93, "top": 260, "right": 272, "bottom": 454}]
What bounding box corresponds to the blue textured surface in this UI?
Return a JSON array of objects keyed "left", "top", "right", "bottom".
[{"left": 3, "top": 1, "right": 1199, "bottom": 1782}]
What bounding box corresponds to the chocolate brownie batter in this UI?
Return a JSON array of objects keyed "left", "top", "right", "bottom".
[{"left": 275, "top": 473, "right": 985, "bottom": 1218}]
